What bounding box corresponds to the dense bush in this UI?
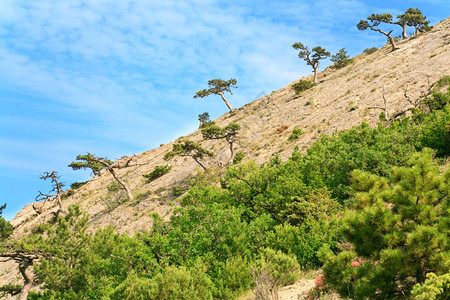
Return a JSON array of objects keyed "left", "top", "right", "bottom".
[
  {"left": 288, "top": 127, "right": 304, "bottom": 140},
  {"left": 424, "top": 75, "right": 450, "bottom": 111},
  {"left": 143, "top": 165, "right": 172, "bottom": 182},
  {"left": 292, "top": 80, "right": 314, "bottom": 94},
  {"left": 363, "top": 47, "right": 378, "bottom": 54},
  {"left": 70, "top": 181, "right": 88, "bottom": 189},
  {"left": 320, "top": 151, "right": 450, "bottom": 299}
]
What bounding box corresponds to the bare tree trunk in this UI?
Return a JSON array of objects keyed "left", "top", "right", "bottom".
[
  {"left": 401, "top": 24, "right": 408, "bottom": 39},
  {"left": 89, "top": 155, "right": 134, "bottom": 202},
  {"left": 193, "top": 157, "right": 207, "bottom": 171},
  {"left": 18, "top": 259, "right": 34, "bottom": 300},
  {"left": 387, "top": 35, "right": 397, "bottom": 51},
  {"left": 218, "top": 92, "right": 234, "bottom": 112},
  {"left": 313, "top": 66, "right": 319, "bottom": 84},
  {"left": 228, "top": 141, "right": 235, "bottom": 165},
  {"left": 371, "top": 28, "right": 398, "bottom": 51},
  {"left": 109, "top": 168, "right": 134, "bottom": 202}
]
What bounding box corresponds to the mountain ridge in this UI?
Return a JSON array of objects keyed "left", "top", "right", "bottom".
[{"left": 8, "top": 17, "right": 450, "bottom": 238}]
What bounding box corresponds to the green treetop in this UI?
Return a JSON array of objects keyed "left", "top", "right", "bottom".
[
  {"left": 194, "top": 79, "right": 237, "bottom": 112},
  {"left": 164, "top": 139, "right": 214, "bottom": 171},
  {"left": 201, "top": 122, "right": 241, "bottom": 165},
  {"left": 292, "top": 43, "right": 330, "bottom": 84},
  {"left": 357, "top": 13, "right": 398, "bottom": 51},
  {"left": 69, "top": 153, "right": 133, "bottom": 201},
  {"left": 397, "top": 8, "right": 430, "bottom": 36}
]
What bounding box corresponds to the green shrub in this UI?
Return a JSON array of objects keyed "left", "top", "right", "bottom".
[
  {"left": 288, "top": 128, "right": 304, "bottom": 140},
  {"left": 420, "top": 105, "right": 450, "bottom": 157},
  {"left": 252, "top": 248, "right": 300, "bottom": 299},
  {"left": 70, "top": 181, "right": 88, "bottom": 189},
  {"left": 292, "top": 80, "right": 314, "bottom": 94},
  {"left": 411, "top": 272, "right": 450, "bottom": 300},
  {"left": 233, "top": 151, "right": 245, "bottom": 164},
  {"left": 330, "top": 48, "right": 353, "bottom": 69},
  {"left": 143, "top": 165, "right": 172, "bottom": 182},
  {"left": 424, "top": 75, "right": 450, "bottom": 111},
  {"left": 213, "top": 256, "right": 253, "bottom": 299},
  {"left": 363, "top": 47, "right": 378, "bottom": 55}
]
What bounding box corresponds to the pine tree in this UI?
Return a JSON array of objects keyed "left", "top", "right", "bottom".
[
  {"left": 357, "top": 14, "right": 398, "bottom": 51},
  {"left": 321, "top": 151, "right": 449, "bottom": 298},
  {"left": 164, "top": 139, "right": 214, "bottom": 171},
  {"left": 201, "top": 122, "right": 241, "bottom": 165},
  {"left": 194, "top": 79, "right": 237, "bottom": 112},
  {"left": 292, "top": 43, "right": 330, "bottom": 84}
]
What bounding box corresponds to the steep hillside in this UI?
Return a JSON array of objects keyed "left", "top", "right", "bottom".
[{"left": 9, "top": 18, "right": 450, "bottom": 238}]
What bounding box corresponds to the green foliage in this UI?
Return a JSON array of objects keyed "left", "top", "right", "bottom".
[
  {"left": 330, "top": 48, "right": 353, "bottom": 69},
  {"left": 288, "top": 128, "right": 304, "bottom": 140},
  {"left": 0, "top": 284, "right": 21, "bottom": 298},
  {"left": 420, "top": 104, "right": 450, "bottom": 157},
  {"left": 411, "top": 272, "right": 450, "bottom": 300},
  {"left": 357, "top": 14, "right": 398, "bottom": 50},
  {"left": 164, "top": 139, "right": 214, "bottom": 171},
  {"left": 0, "top": 203, "right": 13, "bottom": 241},
  {"left": 213, "top": 256, "right": 253, "bottom": 299},
  {"left": 252, "top": 248, "right": 300, "bottom": 299},
  {"left": 201, "top": 123, "right": 241, "bottom": 142},
  {"left": 300, "top": 122, "right": 419, "bottom": 201},
  {"left": 292, "top": 43, "right": 330, "bottom": 67},
  {"left": 68, "top": 153, "right": 114, "bottom": 176},
  {"left": 292, "top": 80, "right": 314, "bottom": 94},
  {"left": 292, "top": 42, "right": 330, "bottom": 84},
  {"left": 198, "top": 112, "right": 210, "bottom": 128},
  {"left": 143, "top": 165, "right": 172, "bottom": 182},
  {"left": 424, "top": 75, "right": 450, "bottom": 111},
  {"left": 266, "top": 216, "right": 341, "bottom": 269},
  {"left": 321, "top": 151, "right": 450, "bottom": 298},
  {"left": 202, "top": 122, "right": 241, "bottom": 164},
  {"left": 233, "top": 151, "right": 245, "bottom": 164},
  {"left": 70, "top": 181, "right": 87, "bottom": 189},
  {"left": 397, "top": 8, "right": 430, "bottom": 34},
  {"left": 357, "top": 13, "right": 393, "bottom": 31},
  {"left": 363, "top": 47, "right": 378, "bottom": 55},
  {"left": 194, "top": 79, "right": 237, "bottom": 98}
]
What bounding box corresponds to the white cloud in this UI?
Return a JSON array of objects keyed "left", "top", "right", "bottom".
[{"left": 0, "top": 0, "right": 448, "bottom": 218}]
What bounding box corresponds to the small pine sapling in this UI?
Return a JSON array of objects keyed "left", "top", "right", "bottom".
[{"left": 330, "top": 48, "right": 353, "bottom": 69}]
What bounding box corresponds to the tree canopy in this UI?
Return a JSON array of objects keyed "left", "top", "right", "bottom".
[
  {"left": 357, "top": 13, "right": 398, "bottom": 51},
  {"left": 194, "top": 79, "right": 237, "bottom": 112},
  {"left": 292, "top": 43, "right": 330, "bottom": 84}
]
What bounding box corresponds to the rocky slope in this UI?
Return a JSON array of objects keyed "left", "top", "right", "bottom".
[{"left": 2, "top": 17, "right": 450, "bottom": 298}]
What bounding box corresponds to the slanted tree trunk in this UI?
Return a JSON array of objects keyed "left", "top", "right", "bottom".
[
  {"left": 90, "top": 156, "right": 134, "bottom": 202},
  {"left": 228, "top": 141, "right": 235, "bottom": 165},
  {"left": 18, "top": 259, "right": 35, "bottom": 300},
  {"left": 401, "top": 24, "right": 408, "bottom": 39},
  {"left": 109, "top": 167, "right": 134, "bottom": 202},
  {"left": 193, "top": 157, "right": 207, "bottom": 171},
  {"left": 371, "top": 28, "right": 398, "bottom": 51},
  {"left": 218, "top": 92, "right": 234, "bottom": 112}
]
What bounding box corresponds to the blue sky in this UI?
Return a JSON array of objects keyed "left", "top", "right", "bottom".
[{"left": 1, "top": 0, "right": 449, "bottom": 220}]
